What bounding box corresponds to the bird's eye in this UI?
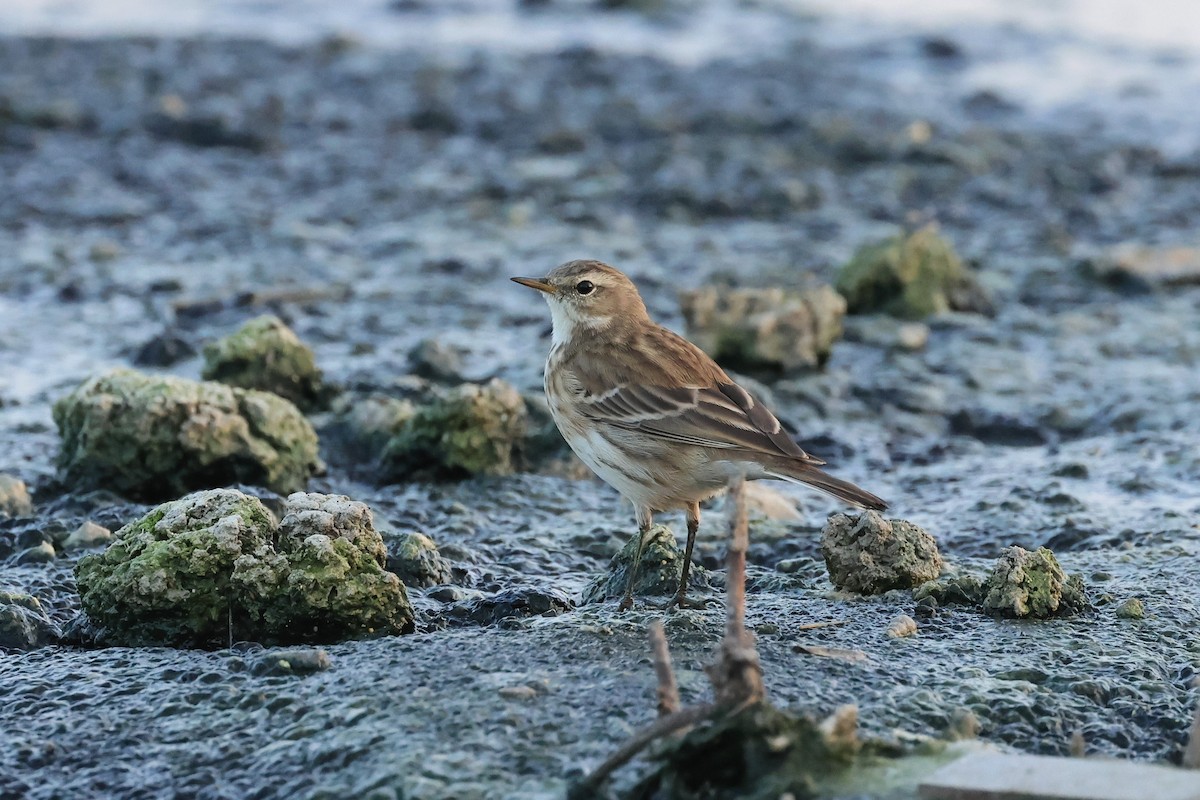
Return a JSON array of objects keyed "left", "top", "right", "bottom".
[{"left": 575, "top": 280, "right": 595, "bottom": 295}]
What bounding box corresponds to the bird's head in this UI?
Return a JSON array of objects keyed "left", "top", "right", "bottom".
[{"left": 512, "top": 260, "right": 649, "bottom": 344}]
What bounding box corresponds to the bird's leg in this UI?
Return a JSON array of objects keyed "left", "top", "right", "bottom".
[
  {"left": 619, "top": 507, "right": 653, "bottom": 611},
  {"left": 668, "top": 502, "right": 708, "bottom": 610}
]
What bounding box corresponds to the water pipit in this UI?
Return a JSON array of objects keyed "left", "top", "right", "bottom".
[{"left": 513, "top": 260, "right": 887, "bottom": 610}]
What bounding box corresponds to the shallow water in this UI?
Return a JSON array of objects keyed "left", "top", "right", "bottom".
[{"left": 1, "top": 1, "right": 1199, "bottom": 798}]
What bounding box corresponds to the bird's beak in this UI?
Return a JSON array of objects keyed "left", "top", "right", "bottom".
[{"left": 511, "top": 276, "right": 557, "bottom": 294}]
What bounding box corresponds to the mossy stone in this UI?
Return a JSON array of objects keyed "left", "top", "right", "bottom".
[
  {"left": 0, "top": 591, "right": 60, "bottom": 650},
  {"left": 53, "top": 369, "right": 322, "bottom": 502},
  {"left": 982, "top": 546, "right": 1087, "bottom": 618},
  {"left": 202, "top": 315, "right": 329, "bottom": 410},
  {"left": 74, "top": 489, "right": 413, "bottom": 647},
  {"left": 387, "top": 532, "right": 453, "bottom": 588},
  {"left": 836, "top": 226, "right": 990, "bottom": 319},
  {"left": 380, "top": 378, "right": 527, "bottom": 480},
  {"left": 582, "top": 524, "right": 706, "bottom": 604}
]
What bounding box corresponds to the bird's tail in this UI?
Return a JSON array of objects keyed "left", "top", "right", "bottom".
[{"left": 764, "top": 463, "right": 888, "bottom": 511}]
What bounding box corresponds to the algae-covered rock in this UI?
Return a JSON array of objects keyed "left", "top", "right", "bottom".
[
  {"left": 380, "top": 378, "right": 527, "bottom": 480},
  {"left": 679, "top": 285, "right": 846, "bottom": 372},
  {"left": 53, "top": 369, "right": 323, "bottom": 502},
  {"left": 582, "top": 524, "right": 707, "bottom": 604},
  {"left": 0, "top": 474, "right": 33, "bottom": 518},
  {"left": 201, "top": 315, "right": 329, "bottom": 410},
  {"left": 821, "top": 511, "right": 942, "bottom": 594},
  {"left": 74, "top": 489, "right": 413, "bottom": 647},
  {"left": 248, "top": 493, "right": 413, "bottom": 641},
  {"left": 387, "top": 532, "right": 453, "bottom": 588},
  {"left": 0, "top": 591, "right": 60, "bottom": 650},
  {"left": 836, "top": 226, "right": 992, "bottom": 319},
  {"left": 982, "top": 546, "right": 1087, "bottom": 618}
]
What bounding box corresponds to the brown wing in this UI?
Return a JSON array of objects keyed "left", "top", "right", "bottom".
[{"left": 566, "top": 323, "right": 825, "bottom": 466}]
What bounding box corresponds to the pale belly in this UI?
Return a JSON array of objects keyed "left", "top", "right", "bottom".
[{"left": 545, "top": 373, "right": 737, "bottom": 512}]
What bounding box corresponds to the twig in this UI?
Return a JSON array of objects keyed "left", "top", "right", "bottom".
[
  {"left": 570, "top": 704, "right": 717, "bottom": 798},
  {"left": 648, "top": 621, "right": 680, "bottom": 717},
  {"left": 796, "top": 620, "right": 848, "bottom": 631},
  {"left": 706, "top": 476, "right": 765, "bottom": 707}
]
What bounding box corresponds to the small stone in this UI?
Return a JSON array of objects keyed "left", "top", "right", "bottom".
[
  {"left": 836, "top": 226, "right": 992, "bottom": 319},
  {"left": 498, "top": 685, "right": 539, "bottom": 700},
  {"left": 63, "top": 521, "right": 112, "bottom": 551},
  {"left": 450, "top": 586, "right": 574, "bottom": 626},
  {"left": 679, "top": 284, "right": 846, "bottom": 373},
  {"left": 915, "top": 575, "right": 984, "bottom": 606},
  {"left": 1090, "top": 243, "right": 1200, "bottom": 289},
  {"left": 982, "top": 546, "right": 1087, "bottom": 619},
  {"left": 821, "top": 511, "right": 942, "bottom": 594},
  {"left": 0, "top": 474, "right": 33, "bottom": 518},
  {"left": 202, "top": 315, "right": 329, "bottom": 411},
  {"left": 896, "top": 322, "right": 930, "bottom": 350},
  {"left": 15, "top": 541, "right": 56, "bottom": 565},
  {"left": 886, "top": 614, "right": 918, "bottom": 638},
  {"left": 253, "top": 647, "right": 331, "bottom": 675},
  {"left": 133, "top": 330, "right": 197, "bottom": 368},
  {"left": 386, "top": 532, "right": 453, "bottom": 588},
  {"left": 1114, "top": 597, "right": 1145, "bottom": 619},
  {"left": 408, "top": 338, "right": 465, "bottom": 383},
  {"left": 88, "top": 240, "right": 121, "bottom": 261},
  {"left": 0, "top": 592, "right": 60, "bottom": 650}
]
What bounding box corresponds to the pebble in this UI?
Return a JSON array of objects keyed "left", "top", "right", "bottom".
[
  {"left": 1114, "top": 598, "right": 1145, "bottom": 619},
  {"left": 14, "top": 541, "right": 55, "bottom": 565},
  {"left": 886, "top": 614, "right": 918, "bottom": 638},
  {"left": 0, "top": 474, "right": 33, "bottom": 518},
  {"left": 63, "top": 520, "right": 112, "bottom": 551},
  {"left": 253, "top": 648, "right": 332, "bottom": 676},
  {"left": 498, "top": 685, "right": 539, "bottom": 700}
]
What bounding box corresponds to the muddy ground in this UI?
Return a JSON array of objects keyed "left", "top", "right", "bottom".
[{"left": 1, "top": 2, "right": 1198, "bottom": 798}]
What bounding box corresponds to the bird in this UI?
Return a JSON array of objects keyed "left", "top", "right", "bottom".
[{"left": 512, "top": 259, "right": 887, "bottom": 610}]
